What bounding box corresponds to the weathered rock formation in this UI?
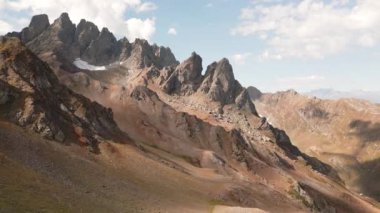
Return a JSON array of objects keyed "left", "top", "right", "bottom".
[
  {"left": 0, "top": 37, "right": 124, "bottom": 152},
  {"left": 7, "top": 13, "right": 178, "bottom": 69}
]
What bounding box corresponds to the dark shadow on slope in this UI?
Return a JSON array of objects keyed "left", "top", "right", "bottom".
[
  {"left": 350, "top": 157, "right": 380, "bottom": 202},
  {"left": 349, "top": 120, "right": 380, "bottom": 142},
  {"left": 299, "top": 103, "right": 329, "bottom": 119},
  {"left": 271, "top": 126, "right": 342, "bottom": 183}
]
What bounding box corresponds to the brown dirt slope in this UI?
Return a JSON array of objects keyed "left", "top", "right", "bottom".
[{"left": 254, "top": 89, "right": 380, "bottom": 202}]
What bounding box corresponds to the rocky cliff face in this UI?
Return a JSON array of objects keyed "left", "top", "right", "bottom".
[
  {"left": 161, "top": 53, "right": 256, "bottom": 114},
  {"left": 75, "top": 19, "right": 100, "bottom": 55},
  {"left": 161, "top": 52, "right": 203, "bottom": 95},
  {"left": 0, "top": 37, "right": 124, "bottom": 152},
  {"left": 20, "top": 14, "right": 50, "bottom": 43},
  {"left": 81, "top": 27, "right": 120, "bottom": 65}
]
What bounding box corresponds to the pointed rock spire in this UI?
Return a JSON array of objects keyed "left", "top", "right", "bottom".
[
  {"left": 153, "top": 45, "right": 179, "bottom": 67},
  {"left": 20, "top": 14, "right": 50, "bottom": 43},
  {"left": 75, "top": 19, "right": 100, "bottom": 54},
  {"left": 122, "top": 38, "right": 156, "bottom": 68},
  {"left": 161, "top": 52, "right": 203, "bottom": 95},
  {"left": 199, "top": 58, "right": 239, "bottom": 104},
  {"left": 53, "top": 12, "right": 76, "bottom": 44},
  {"left": 177, "top": 52, "right": 202, "bottom": 83},
  {"left": 81, "top": 27, "right": 119, "bottom": 65}
]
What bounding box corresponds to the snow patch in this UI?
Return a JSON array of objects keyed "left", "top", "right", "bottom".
[{"left": 73, "top": 58, "right": 106, "bottom": 71}]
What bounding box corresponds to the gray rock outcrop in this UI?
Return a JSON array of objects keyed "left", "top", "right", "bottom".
[
  {"left": 21, "top": 14, "right": 50, "bottom": 43},
  {"left": 162, "top": 52, "right": 202, "bottom": 95},
  {"left": 6, "top": 13, "right": 178, "bottom": 69}
]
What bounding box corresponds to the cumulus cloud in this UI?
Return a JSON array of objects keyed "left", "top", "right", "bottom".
[
  {"left": 0, "top": 0, "right": 157, "bottom": 41},
  {"left": 232, "top": 0, "right": 380, "bottom": 59},
  {"left": 0, "top": 19, "right": 12, "bottom": 34},
  {"left": 232, "top": 53, "right": 251, "bottom": 65},
  {"left": 167, "top": 27, "right": 177, "bottom": 35},
  {"left": 126, "top": 18, "right": 156, "bottom": 41}
]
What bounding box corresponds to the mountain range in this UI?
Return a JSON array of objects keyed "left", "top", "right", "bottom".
[
  {"left": 0, "top": 13, "right": 379, "bottom": 212},
  {"left": 250, "top": 87, "right": 380, "bottom": 202},
  {"left": 306, "top": 89, "right": 380, "bottom": 104}
]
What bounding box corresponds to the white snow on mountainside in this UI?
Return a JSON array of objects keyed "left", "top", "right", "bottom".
[{"left": 73, "top": 58, "right": 106, "bottom": 71}]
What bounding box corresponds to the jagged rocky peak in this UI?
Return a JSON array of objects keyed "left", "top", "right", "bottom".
[
  {"left": 6, "top": 13, "right": 178, "bottom": 69},
  {"left": 200, "top": 58, "right": 257, "bottom": 113},
  {"left": 82, "top": 27, "right": 119, "bottom": 65},
  {"left": 117, "top": 37, "right": 131, "bottom": 59},
  {"left": 53, "top": 12, "right": 76, "bottom": 43},
  {"left": 235, "top": 89, "right": 258, "bottom": 114},
  {"left": 99, "top": 28, "right": 117, "bottom": 42},
  {"left": 178, "top": 51, "right": 203, "bottom": 81},
  {"left": 159, "top": 54, "right": 257, "bottom": 114},
  {"left": 21, "top": 14, "right": 50, "bottom": 43},
  {"left": 152, "top": 44, "right": 179, "bottom": 68},
  {"left": 55, "top": 12, "right": 73, "bottom": 26},
  {"left": 161, "top": 52, "right": 202, "bottom": 95},
  {"left": 200, "top": 58, "right": 239, "bottom": 103},
  {"left": 122, "top": 38, "right": 155, "bottom": 68},
  {"left": 75, "top": 19, "right": 100, "bottom": 53}
]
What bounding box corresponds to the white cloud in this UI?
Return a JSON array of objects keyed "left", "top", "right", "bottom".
[
  {"left": 0, "top": 19, "right": 13, "bottom": 34},
  {"left": 136, "top": 2, "right": 157, "bottom": 12},
  {"left": 167, "top": 27, "right": 177, "bottom": 35},
  {"left": 232, "top": 53, "right": 251, "bottom": 65},
  {"left": 0, "top": 0, "right": 157, "bottom": 41},
  {"left": 232, "top": 0, "right": 380, "bottom": 59},
  {"left": 126, "top": 18, "right": 156, "bottom": 41}
]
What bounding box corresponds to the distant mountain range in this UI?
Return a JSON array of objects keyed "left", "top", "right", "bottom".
[{"left": 305, "top": 89, "right": 380, "bottom": 104}]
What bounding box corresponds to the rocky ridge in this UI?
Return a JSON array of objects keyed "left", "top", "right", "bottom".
[
  {"left": 0, "top": 37, "right": 125, "bottom": 152},
  {"left": 7, "top": 13, "right": 178, "bottom": 69},
  {"left": 160, "top": 53, "right": 257, "bottom": 114},
  {"left": 2, "top": 13, "right": 380, "bottom": 212},
  {"left": 253, "top": 88, "right": 380, "bottom": 202}
]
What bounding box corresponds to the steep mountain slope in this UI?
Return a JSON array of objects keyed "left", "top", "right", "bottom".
[
  {"left": 0, "top": 36, "right": 286, "bottom": 213},
  {"left": 1, "top": 13, "right": 380, "bottom": 212},
  {"left": 0, "top": 37, "right": 125, "bottom": 152},
  {"left": 252, "top": 87, "right": 380, "bottom": 201}
]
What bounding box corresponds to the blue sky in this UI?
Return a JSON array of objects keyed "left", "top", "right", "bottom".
[{"left": 1, "top": 0, "right": 379, "bottom": 92}]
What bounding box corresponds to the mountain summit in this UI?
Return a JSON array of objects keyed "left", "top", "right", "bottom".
[
  {"left": 1, "top": 13, "right": 379, "bottom": 212},
  {"left": 8, "top": 13, "right": 178, "bottom": 70}
]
